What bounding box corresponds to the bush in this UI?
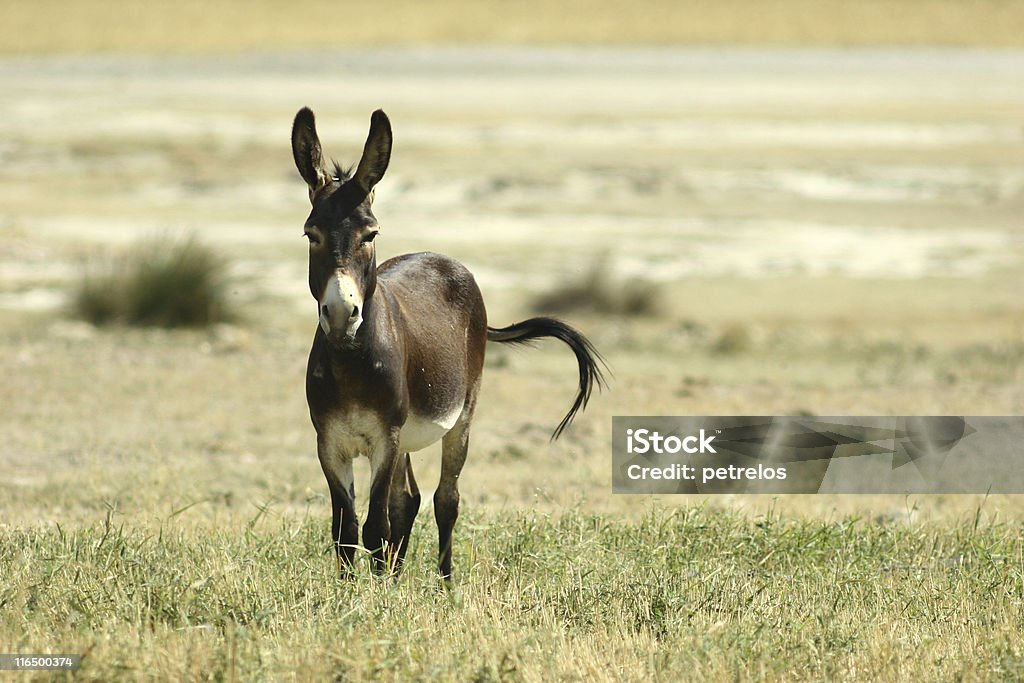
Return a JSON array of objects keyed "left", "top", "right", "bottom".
[
  {"left": 532, "top": 253, "right": 663, "bottom": 317},
  {"left": 72, "top": 235, "right": 233, "bottom": 328},
  {"left": 710, "top": 324, "right": 752, "bottom": 355}
]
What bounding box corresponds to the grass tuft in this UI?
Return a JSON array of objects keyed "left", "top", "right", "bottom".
[
  {"left": 711, "top": 324, "right": 753, "bottom": 355},
  {"left": 532, "top": 254, "right": 663, "bottom": 318},
  {"left": 72, "top": 235, "right": 233, "bottom": 328}
]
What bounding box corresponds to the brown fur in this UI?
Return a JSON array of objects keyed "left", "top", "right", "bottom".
[{"left": 292, "top": 108, "right": 605, "bottom": 579}]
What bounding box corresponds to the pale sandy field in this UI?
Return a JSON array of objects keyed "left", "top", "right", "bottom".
[{"left": 1, "top": 48, "right": 1023, "bottom": 532}]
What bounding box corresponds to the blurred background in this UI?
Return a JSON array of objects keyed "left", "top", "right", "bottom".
[{"left": 1, "top": 1, "right": 1022, "bottom": 525}]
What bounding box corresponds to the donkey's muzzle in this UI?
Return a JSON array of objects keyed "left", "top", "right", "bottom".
[{"left": 319, "top": 271, "right": 364, "bottom": 341}]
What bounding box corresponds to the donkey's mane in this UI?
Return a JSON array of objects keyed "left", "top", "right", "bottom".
[{"left": 331, "top": 161, "right": 353, "bottom": 182}]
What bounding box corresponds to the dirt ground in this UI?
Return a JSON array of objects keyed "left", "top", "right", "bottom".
[{"left": 1, "top": 48, "right": 1022, "bottom": 529}]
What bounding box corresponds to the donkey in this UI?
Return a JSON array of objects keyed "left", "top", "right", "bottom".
[{"left": 291, "top": 107, "right": 605, "bottom": 579}]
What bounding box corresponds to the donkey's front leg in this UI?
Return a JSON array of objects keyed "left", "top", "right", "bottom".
[
  {"left": 364, "top": 428, "right": 401, "bottom": 574},
  {"left": 328, "top": 475, "right": 358, "bottom": 575},
  {"left": 318, "top": 444, "right": 358, "bottom": 576},
  {"left": 387, "top": 452, "right": 421, "bottom": 574}
]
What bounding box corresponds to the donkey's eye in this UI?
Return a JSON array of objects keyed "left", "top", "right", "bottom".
[
  {"left": 361, "top": 230, "right": 379, "bottom": 244},
  {"left": 304, "top": 231, "right": 321, "bottom": 246}
]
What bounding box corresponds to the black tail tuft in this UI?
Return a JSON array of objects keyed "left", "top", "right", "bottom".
[{"left": 487, "top": 317, "right": 608, "bottom": 440}]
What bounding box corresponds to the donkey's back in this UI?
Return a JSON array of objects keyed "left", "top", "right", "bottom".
[{"left": 377, "top": 251, "right": 488, "bottom": 452}]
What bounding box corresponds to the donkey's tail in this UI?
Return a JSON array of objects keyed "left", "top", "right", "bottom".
[{"left": 487, "top": 317, "right": 608, "bottom": 440}]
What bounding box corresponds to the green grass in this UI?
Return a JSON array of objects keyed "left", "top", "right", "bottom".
[
  {"left": 2, "top": 506, "right": 1022, "bottom": 681},
  {"left": 72, "top": 235, "right": 233, "bottom": 329}
]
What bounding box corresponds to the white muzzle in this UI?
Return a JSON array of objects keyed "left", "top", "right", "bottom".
[{"left": 319, "top": 270, "right": 364, "bottom": 339}]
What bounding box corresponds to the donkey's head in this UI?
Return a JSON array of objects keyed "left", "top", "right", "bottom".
[{"left": 291, "top": 108, "right": 392, "bottom": 346}]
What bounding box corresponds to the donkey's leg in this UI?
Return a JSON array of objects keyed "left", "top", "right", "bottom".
[
  {"left": 319, "top": 451, "right": 358, "bottom": 575},
  {"left": 435, "top": 419, "right": 470, "bottom": 581},
  {"left": 364, "top": 430, "right": 400, "bottom": 574},
  {"left": 387, "top": 453, "right": 421, "bottom": 573},
  {"left": 328, "top": 479, "right": 358, "bottom": 575}
]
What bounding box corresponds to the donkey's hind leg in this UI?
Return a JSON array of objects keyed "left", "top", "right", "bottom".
[
  {"left": 388, "top": 452, "right": 421, "bottom": 573},
  {"left": 435, "top": 418, "right": 471, "bottom": 581}
]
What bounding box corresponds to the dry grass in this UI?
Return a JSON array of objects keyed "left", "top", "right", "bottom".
[
  {"left": 1, "top": 276, "right": 1022, "bottom": 679},
  {"left": 1, "top": 38, "right": 1022, "bottom": 679},
  {"left": 2, "top": 0, "right": 1024, "bottom": 54}
]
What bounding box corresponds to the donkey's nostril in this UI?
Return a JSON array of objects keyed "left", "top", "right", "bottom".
[
  {"left": 321, "top": 305, "right": 330, "bottom": 318},
  {"left": 350, "top": 305, "right": 360, "bottom": 319}
]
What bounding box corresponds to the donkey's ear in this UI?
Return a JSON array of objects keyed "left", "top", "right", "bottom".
[
  {"left": 353, "top": 109, "right": 392, "bottom": 193},
  {"left": 292, "top": 107, "right": 327, "bottom": 193}
]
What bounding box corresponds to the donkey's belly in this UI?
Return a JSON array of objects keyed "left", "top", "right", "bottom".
[{"left": 400, "top": 402, "right": 463, "bottom": 453}]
